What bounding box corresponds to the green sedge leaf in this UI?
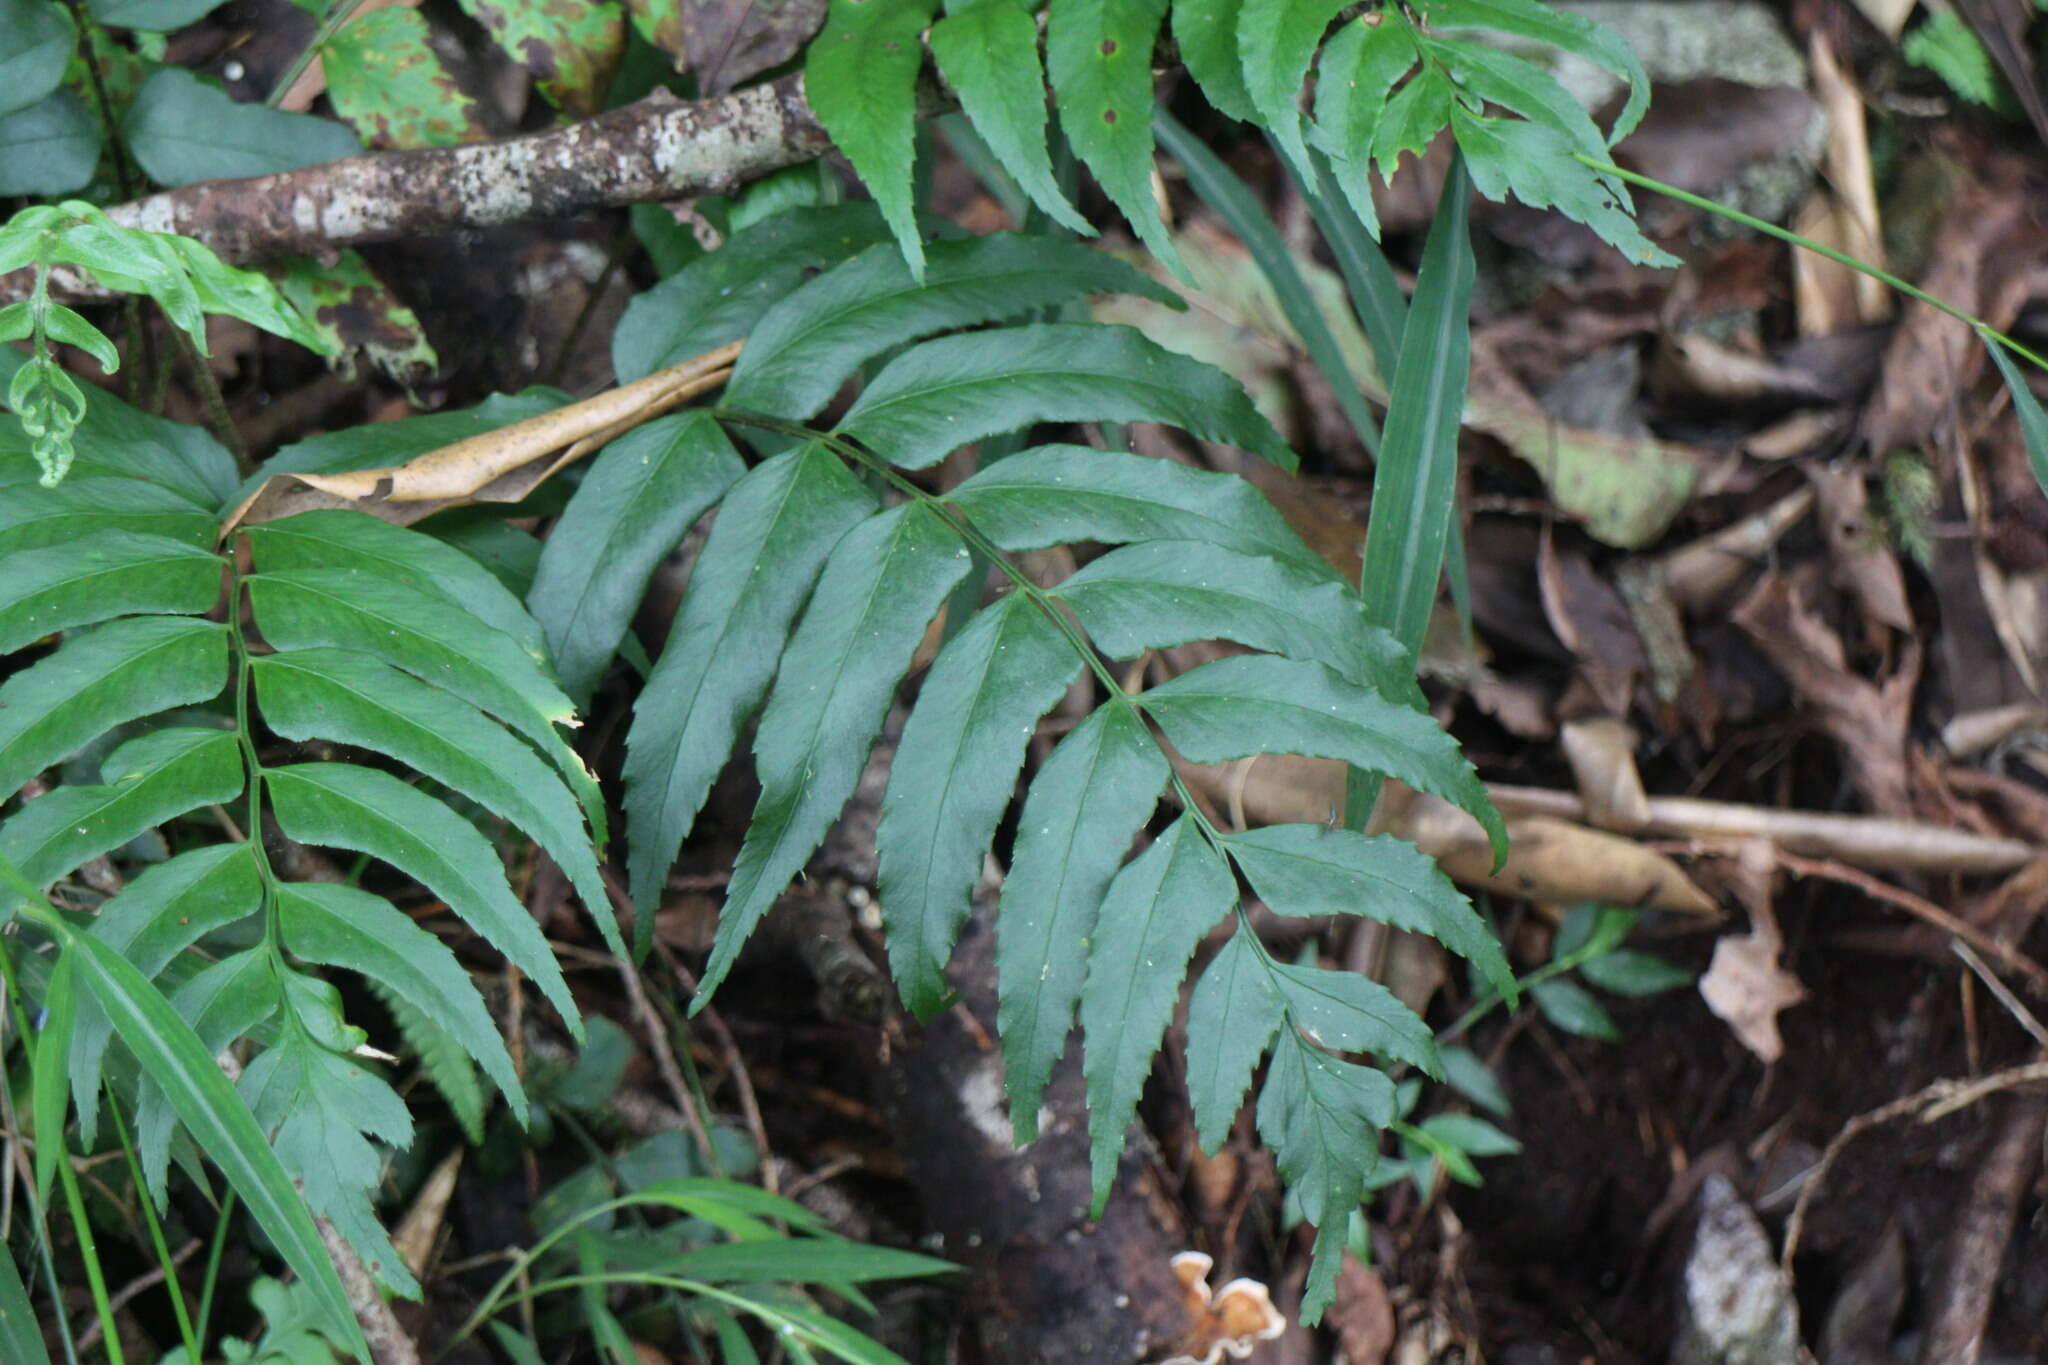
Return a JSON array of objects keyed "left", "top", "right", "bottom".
[
  {"left": 244, "top": 564, "right": 601, "bottom": 840},
  {"left": 878, "top": 593, "right": 1080, "bottom": 1020},
  {"left": 278, "top": 880, "right": 523, "bottom": 1112},
  {"left": 323, "top": 7, "right": 488, "bottom": 148},
  {"left": 32, "top": 950, "right": 76, "bottom": 1210},
  {"left": 0, "top": 479, "right": 215, "bottom": 557},
  {"left": 0, "top": 1228, "right": 50, "bottom": 1365},
  {"left": 1256, "top": 1028, "right": 1391, "bottom": 1224},
  {"left": 1579, "top": 948, "right": 1691, "bottom": 997},
  {"left": 239, "top": 1028, "right": 417, "bottom": 1296},
  {"left": 265, "top": 762, "right": 581, "bottom": 1040},
  {"left": 1237, "top": 0, "right": 1347, "bottom": 183},
  {"left": 657, "top": 1239, "right": 954, "bottom": 1285},
  {"left": 1983, "top": 338, "right": 2048, "bottom": 498},
  {"left": 0, "top": 0, "right": 72, "bottom": 120},
  {"left": 1184, "top": 927, "right": 1282, "bottom": 1152},
  {"left": 71, "top": 844, "right": 261, "bottom": 1145},
  {"left": 0, "top": 347, "right": 237, "bottom": 508},
  {"left": 248, "top": 392, "right": 562, "bottom": 487},
  {"left": 1450, "top": 111, "right": 1676, "bottom": 268},
  {"left": 0, "top": 616, "right": 228, "bottom": 804},
  {"left": 1137, "top": 654, "right": 1505, "bottom": 856},
  {"left": 805, "top": 0, "right": 939, "bottom": 278},
  {"left": 1048, "top": 0, "right": 1181, "bottom": 276},
  {"left": 997, "top": 702, "right": 1168, "bottom": 1141},
  {"left": 1304, "top": 143, "right": 1407, "bottom": 382},
  {"left": 0, "top": 531, "right": 221, "bottom": 655},
  {"left": 1080, "top": 815, "right": 1235, "bottom": 1210},
  {"left": 703, "top": 504, "right": 971, "bottom": 1002},
  {"left": 1529, "top": 977, "right": 1619, "bottom": 1040},
  {"left": 61, "top": 930, "right": 367, "bottom": 1358},
  {"left": 622, "top": 444, "right": 874, "bottom": 915},
  {"left": 613, "top": 204, "right": 895, "bottom": 381},
  {"left": 1223, "top": 823, "right": 1510, "bottom": 997},
  {"left": 0, "top": 728, "right": 242, "bottom": 890},
  {"left": 123, "top": 69, "right": 364, "bottom": 187},
  {"left": 838, "top": 323, "right": 1294, "bottom": 471},
  {"left": 1307, "top": 15, "right": 1416, "bottom": 238},
  {"left": 1172, "top": 0, "right": 1254, "bottom": 121},
  {"left": 1054, "top": 540, "right": 1382, "bottom": 684},
  {"left": 1267, "top": 960, "right": 1437, "bottom": 1074},
  {"left": 930, "top": 3, "right": 1091, "bottom": 234},
  {"left": 133, "top": 948, "right": 282, "bottom": 1206},
  {"left": 253, "top": 648, "right": 616, "bottom": 957},
  {"left": 527, "top": 412, "right": 745, "bottom": 708},
  {"left": 1426, "top": 0, "right": 1650, "bottom": 144},
  {"left": 362, "top": 974, "right": 487, "bottom": 1143},
  {"left": 727, "top": 236, "right": 1180, "bottom": 420},
  {"left": 241, "top": 509, "right": 549, "bottom": 671},
  {"left": 944, "top": 444, "right": 1332, "bottom": 579},
  {"left": 0, "top": 92, "right": 97, "bottom": 198}
]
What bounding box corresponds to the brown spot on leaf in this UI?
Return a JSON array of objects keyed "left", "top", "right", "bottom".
[
  {"left": 1103, "top": 108, "right": 1117, "bottom": 123},
  {"left": 1101, "top": 38, "right": 1117, "bottom": 55}
]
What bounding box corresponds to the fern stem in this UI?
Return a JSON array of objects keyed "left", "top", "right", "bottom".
[{"left": 1579, "top": 155, "right": 2048, "bottom": 374}]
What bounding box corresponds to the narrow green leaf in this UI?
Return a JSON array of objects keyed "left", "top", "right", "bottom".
[
  {"left": 658, "top": 1239, "right": 953, "bottom": 1285},
  {"left": 1054, "top": 540, "right": 1386, "bottom": 685},
  {"left": 703, "top": 504, "right": 971, "bottom": 1001},
  {"left": 0, "top": 616, "right": 229, "bottom": 806},
  {"left": 1438, "top": 1045, "right": 1510, "bottom": 1118},
  {"left": 804, "top": 0, "right": 939, "bottom": 277},
  {"left": 1303, "top": 144, "right": 1406, "bottom": 373},
  {"left": 0, "top": 0, "right": 72, "bottom": 121},
  {"left": 1426, "top": 0, "right": 1650, "bottom": 143},
  {"left": 1266, "top": 960, "right": 1437, "bottom": 1074},
  {"left": 997, "top": 702, "right": 1168, "bottom": 1141},
  {"left": 133, "top": 948, "right": 282, "bottom": 1205},
  {"left": 0, "top": 1237, "right": 50, "bottom": 1365},
  {"left": 1984, "top": 338, "right": 2048, "bottom": 497},
  {"left": 837, "top": 323, "right": 1293, "bottom": 471},
  {"left": 1418, "top": 1111, "right": 1520, "bottom": 1157},
  {"left": 879, "top": 593, "right": 1079, "bottom": 1019},
  {"left": 1172, "top": 0, "right": 1254, "bottom": 121},
  {"left": 613, "top": 204, "right": 895, "bottom": 381},
  {"left": 0, "top": 728, "right": 243, "bottom": 890},
  {"left": 944, "top": 444, "right": 1331, "bottom": 578},
  {"left": 1529, "top": 977, "right": 1619, "bottom": 1040},
  {"left": 1184, "top": 928, "right": 1282, "bottom": 1152},
  {"left": 1236, "top": 0, "right": 1347, "bottom": 183},
  {"left": 930, "top": 3, "right": 1092, "bottom": 234},
  {"left": 1080, "top": 816, "right": 1235, "bottom": 1209},
  {"left": 123, "top": 69, "right": 364, "bottom": 186},
  {"left": 1579, "top": 948, "right": 1691, "bottom": 997},
  {"left": 60, "top": 928, "right": 367, "bottom": 1358},
  {"left": 253, "top": 647, "right": 615, "bottom": 955},
  {"left": 1138, "top": 654, "right": 1504, "bottom": 855},
  {"left": 265, "top": 762, "right": 581, "bottom": 1039},
  {"left": 622, "top": 444, "right": 874, "bottom": 914},
  {"left": 32, "top": 951, "right": 76, "bottom": 1210},
  {"left": 527, "top": 412, "right": 745, "bottom": 707},
  {"left": 1222, "top": 823, "right": 1510, "bottom": 997},
  {"left": 728, "top": 236, "right": 1179, "bottom": 420},
  {"left": 278, "top": 880, "right": 523, "bottom": 1112},
  {"left": 1048, "top": 0, "right": 1181, "bottom": 276},
  {"left": 0, "top": 531, "right": 221, "bottom": 655},
  {"left": 0, "top": 480, "right": 216, "bottom": 557}
]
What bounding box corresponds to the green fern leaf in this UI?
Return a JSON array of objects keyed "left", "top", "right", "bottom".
[
  {"left": 0, "top": 616, "right": 228, "bottom": 802},
  {"left": 1079, "top": 814, "right": 1234, "bottom": 1208},
  {"left": 1370, "top": 63, "right": 1455, "bottom": 180},
  {"left": 621, "top": 443, "right": 874, "bottom": 914},
  {"left": 362, "top": 973, "right": 488, "bottom": 1145},
  {"left": 1048, "top": 0, "right": 1181, "bottom": 276},
  {"left": 1184, "top": 928, "right": 1282, "bottom": 1151},
  {"left": 253, "top": 647, "right": 614, "bottom": 954},
  {"left": 836, "top": 323, "right": 1294, "bottom": 470},
  {"left": 943, "top": 444, "right": 1333, "bottom": 579},
  {"left": 0, "top": 347, "right": 238, "bottom": 508},
  {"left": 613, "top": 205, "right": 896, "bottom": 381},
  {"left": 702, "top": 503, "right": 972, "bottom": 1001},
  {"left": 804, "top": 0, "right": 939, "bottom": 278},
  {"left": 1137, "top": 655, "right": 1506, "bottom": 857},
  {"left": 1453, "top": 109, "right": 1676, "bottom": 267},
  {"left": 133, "top": 949, "right": 283, "bottom": 1206},
  {"left": 526, "top": 412, "right": 745, "bottom": 708},
  {"left": 0, "top": 531, "right": 222, "bottom": 654},
  {"left": 264, "top": 762, "right": 581, "bottom": 1039},
  {"left": 878, "top": 593, "right": 1079, "bottom": 1020},
  {"left": 1237, "top": 0, "right": 1347, "bottom": 184},
  {"left": 725, "top": 236, "right": 1180, "bottom": 420},
  {"left": 1173, "top": 0, "right": 1256, "bottom": 122},
  {"left": 1266, "top": 960, "right": 1437, "bottom": 1074},
  {"left": 277, "top": 881, "right": 523, "bottom": 1114},
  {"left": 1053, "top": 540, "right": 1383, "bottom": 683},
  {"left": 997, "top": 702, "right": 1167, "bottom": 1141},
  {"left": 1222, "top": 823, "right": 1511, "bottom": 997},
  {"left": 1426, "top": 0, "right": 1650, "bottom": 144},
  {"left": 1428, "top": 36, "right": 1607, "bottom": 157},
  {"left": 929, "top": 2, "right": 1092, "bottom": 235},
  {"left": 1257, "top": 1029, "right": 1391, "bottom": 1220},
  {"left": 0, "top": 479, "right": 217, "bottom": 557},
  {"left": 1, "top": 728, "right": 242, "bottom": 888},
  {"left": 1309, "top": 15, "right": 1419, "bottom": 238}
]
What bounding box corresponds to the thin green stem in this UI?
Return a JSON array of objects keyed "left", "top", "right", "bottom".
[
  {"left": 106, "top": 1094, "right": 199, "bottom": 1360},
  {"left": 1580, "top": 155, "right": 2048, "bottom": 374},
  {"left": 192, "top": 1189, "right": 237, "bottom": 1347},
  {"left": 266, "top": 0, "right": 374, "bottom": 109}
]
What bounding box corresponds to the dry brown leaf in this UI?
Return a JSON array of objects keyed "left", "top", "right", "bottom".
[
  {"left": 1698, "top": 842, "right": 1806, "bottom": 1062},
  {"left": 1658, "top": 485, "right": 1815, "bottom": 610},
  {"left": 1808, "top": 32, "right": 1892, "bottom": 326},
  {"left": 390, "top": 1147, "right": 461, "bottom": 1279},
  {"left": 1536, "top": 524, "right": 1646, "bottom": 717},
  {"left": 1329, "top": 1255, "right": 1397, "bottom": 1365},
  {"left": 222, "top": 342, "right": 740, "bottom": 533},
  {"left": 1807, "top": 460, "right": 1914, "bottom": 634},
  {"left": 1560, "top": 717, "right": 1652, "bottom": 830}
]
